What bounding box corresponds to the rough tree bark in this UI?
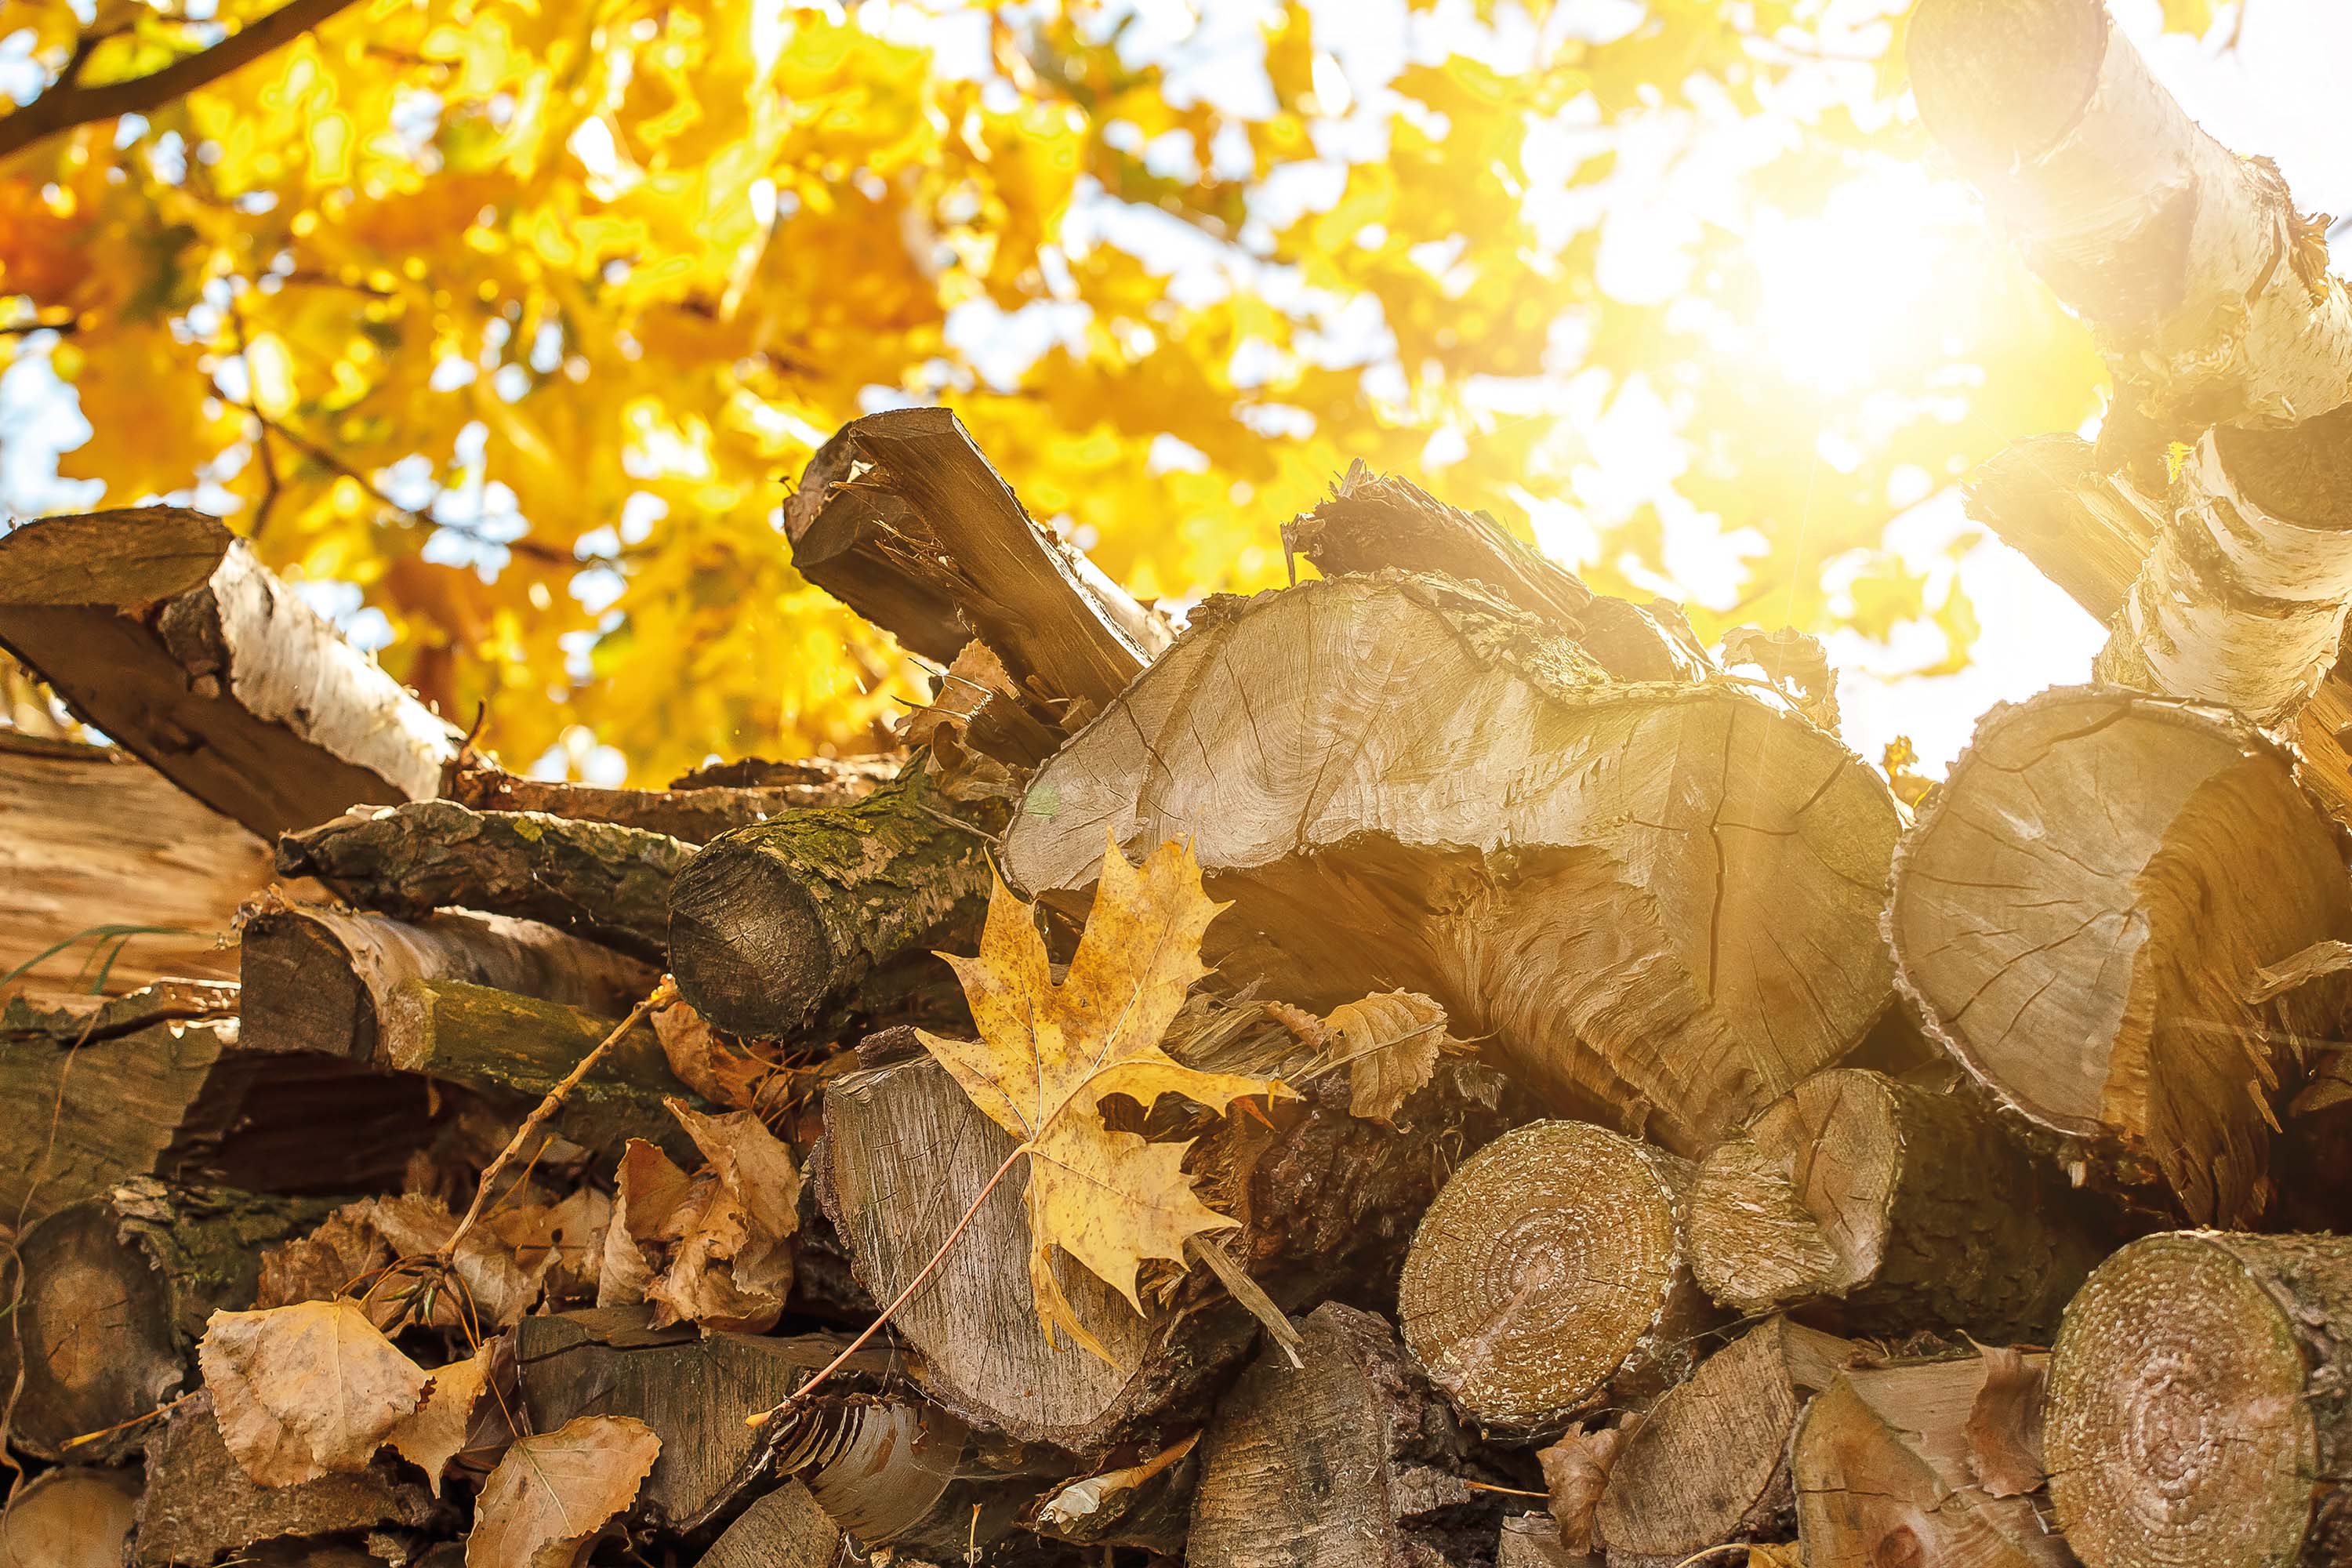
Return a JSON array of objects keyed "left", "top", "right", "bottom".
[
  {"left": 786, "top": 406, "right": 1171, "bottom": 719},
  {"left": 0, "top": 508, "right": 459, "bottom": 838},
  {"left": 1004, "top": 572, "right": 1900, "bottom": 1153},
  {"left": 4, "top": 1180, "right": 334, "bottom": 1461},
  {"left": 1687, "top": 1069, "right": 2109, "bottom": 1339},
  {"left": 239, "top": 903, "right": 659, "bottom": 1062},
  {"left": 1887, "top": 685, "right": 2350, "bottom": 1225},
  {"left": 1283, "top": 460, "right": 1711, "bottom": 683},
  {"left": 441, "top": 750, "right": 894, "bottom": 844},
  {"left": 817, "top": 1029, "right": 1512, "bottom": 1452},
  {"left": 1793, "top": 1352, "right": 2072, "bottom": 1568},
  {"left": 277, "top": 800, "right": 688, "bottom": 964},
  {"left": 2046, "top": 1231, "right": 2352, "bottom": 1568},
  {"left": 1595, "top": 1318, "right": 1853, "bottom": 1567},
  {"left": 1187, "top": 1303, "right": 1502, "bottom": 1568},
  {"left": 666, "top": 771, "right": 989, "bottom": 1039},
  {"left": 1397, "top": 1119, "right": 1717, "bottom": 1440},
  {"left": 695, "top": 1482, "right": 840, "bottom": 1568}
]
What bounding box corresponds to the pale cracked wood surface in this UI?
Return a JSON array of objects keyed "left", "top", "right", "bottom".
[
  {"left": 1889, "top": 686, "right": 2350, "bottom": 1225},
  {"left": 1003, "top": 572, "right": 1899, "bottom": 1153}
]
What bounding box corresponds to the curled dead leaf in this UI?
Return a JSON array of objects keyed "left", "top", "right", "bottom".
[
  {"left": 595, "top": 1102, "right": 800, "bottom": 1331},
  {"left": 652, "top": 996, "right": 779, "bottom": 1111},
  {"left": 1318, "top": 989, "right": 1461, "bottom": 1127},
  {"left": 1537, "top": 1417, "right": 1635, "bottom": 1555},
  {"left": 198, "top": 1298, "right": 429, "bottom": 1487},
  {"left": 1964, "top": 1342, "right": 2048, "bottom": 1498},
  {"left": 387, "top": 1338, "right": 499, "bottom": 1497},
  {"left": 466, "top": 1414, "right": 660, "bottom": 1568}
]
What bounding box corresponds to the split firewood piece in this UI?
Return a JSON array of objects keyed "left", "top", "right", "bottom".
[
  {"left": 666, "top": 770, "right": 989, "bottom": 1039},
  {"left": 0, "top": 1466, "right": 140, "bottom": 1568},
  {"left": 0, "top": 985, "right": 437, "bottom": 1228},
  {"left": 817, "top": 1033, "right": 1512, "bottom": 1451},
  {"left": 0, "top": 731, "right": 310, "bottom": 1004},
  {"left": 1910, "top": 0, "right": 2352, "bottom": 432},
  {"left": 2, "top": 1180, "right": 334, "bottom": 1462},
  {"left": 1888, "top": 685, "right": 2352, "bottom": 1225},
  {"left": 1688, "top": 1069, "right": 2109, "bottom": 1340},
  {"left": 376, "top": 980, "right": 706, "bottom": 1160},
  {"left": 2046, "top": 1231, "right": 2352, "bottom": 1568},
  {"left": 1398, "top": 1120, "right": 1717, "bottom": 1441},
  {"left": 1793, "top": 1351, "right": 2071, "bottom": 1568},
  {"left": 133, "top": 1392, "right": 440, "bottom": 1568},
  {"left": 1004, "top": 573, "right": 1900, "bottom": 1152},
  {"left": 1497, "top": 1513, "right": 1598, "bottom": 1568},
  {"left": 1595, "top": 1319, "right": 1853, "bottom": 1567},
  {"left": 696, "top": 1481, "right": 840, "bottom": 1568},
  {"left": 441, "top": 749, "right": 894, "bottom": 843},
  {"left": 278, "top": 800, "right": 690, "bottom": 964},
  {"left": 1188, "top": 1303, "right": 1502, "bottom": 1568},
  {"left": 0, "top": 507, "right": 459, "bottom": 838},
  {"left": 241, "top": 903, "right": 660, "bottom": 1062},
  {"left": 1283, "top": 460, "right": 1711, "bottom": 682},
  {"left": 786, "top": 406, "right": 1171, "bottom": 716}
]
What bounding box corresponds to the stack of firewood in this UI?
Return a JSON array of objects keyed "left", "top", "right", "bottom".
[{"left": 7, "top": 4, "right": 2352, "bottom": 1566}]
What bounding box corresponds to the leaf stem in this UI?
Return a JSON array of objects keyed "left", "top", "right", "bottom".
[{"left": 747, "top": 1142, "right": 1027, "bottom": 1428}]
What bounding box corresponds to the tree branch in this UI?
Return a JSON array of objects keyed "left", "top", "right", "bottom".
[{"left": 0, "top": 0, "right": 363, "bottom": 162}]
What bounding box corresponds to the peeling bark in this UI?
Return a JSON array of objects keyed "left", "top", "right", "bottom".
[{"left": 441, "top": 750, "right": 894, "bottom": 844}]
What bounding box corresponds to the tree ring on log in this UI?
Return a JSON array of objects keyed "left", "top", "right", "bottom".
[{"left": 666, "top": 850, "right": 833, "bottom": 1037}]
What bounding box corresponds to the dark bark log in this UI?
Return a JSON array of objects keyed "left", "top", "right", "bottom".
[
  {"left": 2047, "top": 1231, "right": 2352, "bottom": 1568},
  {"left": 1888, "top": 686, "right": 2351, "bottom": 1225},
  {"left": 441, "top": 750, "right": 894, "bottom": 844},
  {"left": 0, "top": 732, "right": 313, "bottom": 1006},
  {"left": 1283, "top": 461, "right": 1711, "bottom": 682},
  {"left": 1688, "top": 1069, "right": 2109, "bottom": 1340},
  {"left": 1187, "top": 1302, "right": 1503, "bottom": 1568},
  {"left": 816, "top": 1022, "right": 1513, "bottom": 1451},
  {"left": 0, "top": 984, "right": 437, "bottom": 1227},
  {"left": 1397, "top": 1120, "right": 1719, "bottom": 1441},
  {"left": 1595, "top": 1319, "right": 1852, "bottom": 1567},
  {"left": 666, "top": 771, "right": 989, "bottom": 1039},
  {"left": 695, "top": 1481, "right": 840, "bottom": 1568},
  {"left": 375, "top": 981, "right": 700, "bottom": 1160},
  {"left": 1030, "top": 1434, "right": 1200, "bottom": 1555},
  {"left": 4, "top": 1180, "right": 336, "bottom": 1462},
  {"left": 1003, "top": 573, "right": 1899, "bottom": 1155},
  {"left": 239, "top": 903, "right": 659, "bottom": 1062},
  {"left": 0, "top": 507, "right": 458, "bottom": 838},
  {"left": 278, "top": 800, "right": 689, "bottom": 964},
  {"left": 1794, "top": 1352, "right": 2071, "bottom": 1568},
  {"left": 133, "top": 1391, "right": 439, "bottom": 1567},
  {"left": 786, "top": 407, "right": 1170, "bottom": 718},
  {"left": 0, "top": 1466, "right": 140, "bottom": 1567}
]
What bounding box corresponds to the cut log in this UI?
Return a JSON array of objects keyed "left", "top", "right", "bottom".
[
  {"left": 2046, "top": 1231, "right": 2352, "bottom": 1568},
  {"left": 695, "top": 1481, "right": 840, "bottom": 1568},
  {"left": 1687, "top": 1069, "right": 2108, "bottom": 1340},
  {"left": 1888, "top": 685, "right": 2350, "bottom": 1225},
  {"left": 1187, "top": 1302, "right": 1502, "bottom": 1568},
  {"left": 666, "top": 770, "right": 989, "bottom": 1040},
  {"left": 441, "top": 750, "right": 893, "bottom": 844},
  {"left": 277, "top": 800, "right": 690, "bottom": 964},
  {"left": 133, "top": 1391, "right": 439, "bottom": 1567},
  {"left": 816, "top": 1029, "right": 1513, "bottom": 1450},
  {"left": 1497, "top": 1514, "right": 1596, "bottom": 1568},
  {"left": 786, "top": 406, "right": 1170, "bottom": 717},
  {"left": 1793, "top": 1353, "right": 2071, "bottom": 1568},
  {"left": 1003, "top": 573, "right": 1900, "bottom": 1153},
  {"left": 4, "top": 1179, "right": 336, "bottom": 1461},
  {"left": 765, "top": 1387, "right": 1065, "bottom": 1556},
  {"left": 0, "top": 984, "right": 437, "bottom": 1227},
  {"left": 1283, "top": 460, "right": 1710, "bottom": 682},
  {"left": 0, "top": 1466, "right": 140, "bottom": 1568},
  {"left": 0, "top": 732, "right": 308, "bottom": 1006},
  {"left": 239, "top": 903, "right": 659, "bottom": 1062},
  {"left": 0, "top": 507, "right": 459, "bottom": 838},
  {"left": 376, "top": 981, "right": 701, "bottom": 1160},
  {"left": 1910, "top": 0, "right": 2352, "bottom": 431},
  {"left": 1595, "top": 1319, "right": 1852, "bottom": 1567},
  {"left": 1397, "top": 1120, "right": 1716, "bottom": 1440}
]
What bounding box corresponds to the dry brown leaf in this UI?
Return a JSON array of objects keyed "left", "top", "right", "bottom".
[
  {"left": 1965, "top": 1343, "right": 2049, "bottom": 1498},
  {"left": 1747, "top": 1544, "right": 1806, "bottom": 1568},
  {"left": 598, "top": 1139, "right": 688, "bottom": 1311},
  {"left": 256, "top": 1209, "right": 393, "bottom": 1317},
  {"left": 363, "top": 1194, "right": 544, "bottom": 1330},
  {"left": 899, "top": 640, "right": 1028, "bottom": 800},
  {"left": 495, "top": 1185, "right": 612, "bottom": 1305},
  {"left": 652, "top": 996, "right": 775, "bottom": 1110},
  {"left": 1537, "top": 1418, "right": 1634, "bottom": 1555},
  {"left": 466, "top": 1414, "right": 660, "bottom": 1568},
  {"left": 1320, "top": 989, "right": 1460, "bottom": 1126},
  {"left": 388, "top": 1339, "right": 498, "bottom": 1496},
  {"left": 198, "top": 1298, "right": 430, "bottom": 1487},
  {"left": 595, "top": 1107, "right": 800, "bottom": 1332},
  {"left": 919, "top": 834, "right": 1293, "bottom": 1359}
]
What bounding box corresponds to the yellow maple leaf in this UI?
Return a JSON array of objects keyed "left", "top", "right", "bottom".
[{"left": 918, "top": 833, "right": 1292, "bottom": 1361}]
